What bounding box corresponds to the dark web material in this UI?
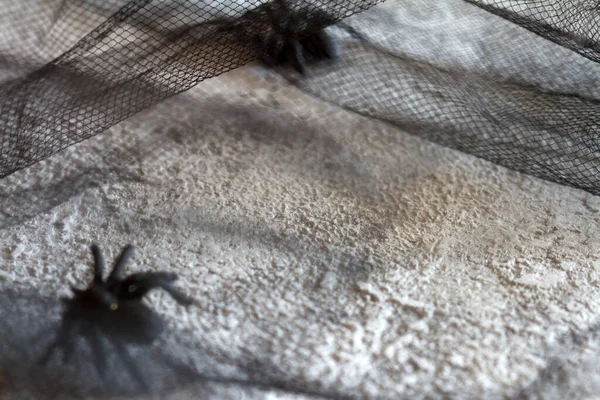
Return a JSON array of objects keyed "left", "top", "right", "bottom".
[
  {"left": 466, "top": 1, "right": 600, "bottom": 64},
  {"left": 288, "top": 23, "right": 600, "bottom": 195},
  {"left": 0, "top": 0, "right": 383, "bottom": 179},
  {"left": 1, "top": 0, "right": 600, "bottom": 197}
]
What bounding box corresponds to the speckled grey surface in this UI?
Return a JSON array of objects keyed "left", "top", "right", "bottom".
[{"left": 1, "top": 0, "right": 600, "bottom": 399}]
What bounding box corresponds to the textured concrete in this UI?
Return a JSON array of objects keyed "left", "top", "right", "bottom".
[{"left": 1, "top": 0, "right": 600, "bottom": 399}]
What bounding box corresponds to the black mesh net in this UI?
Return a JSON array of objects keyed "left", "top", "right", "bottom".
[
  {"left": 0, "top": 0, "right": 382, "bottom": 180},
  {"left": 2, "top": 1, "right": 600, "bottom": 195}
]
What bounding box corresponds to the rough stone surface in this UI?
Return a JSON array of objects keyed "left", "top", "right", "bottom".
[{"left": 1, "top": 0, "right": 600, "bottom": 399}]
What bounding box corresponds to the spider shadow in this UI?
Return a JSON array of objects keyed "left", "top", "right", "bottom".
[{"left": 0, "top": 284, "right": 344, "bottom": 399}]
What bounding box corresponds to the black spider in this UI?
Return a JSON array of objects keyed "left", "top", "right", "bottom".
[
  {"left": 225, "top": 0, "right": 340, "bottom": 75},
  {"left": 38, "top": 244, "right": 193, "bottom": 393}
]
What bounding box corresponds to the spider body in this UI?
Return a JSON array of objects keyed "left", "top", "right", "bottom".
[
  {"left": 228, "top": 0, "right": 340, "bottom": 75},
  {"left": 38, "top": 244, "right": 193, "bottom": 392}
]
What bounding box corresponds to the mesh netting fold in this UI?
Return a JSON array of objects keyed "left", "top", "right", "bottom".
[
  {"left": 0, "top": 0, "right": 383, "bottom": 178},
  {"left": 466, "top": 1, "right": 600, "bottom": 64},
  {"left": 287, "top": 25, "right": 600, "bottom": 194}
]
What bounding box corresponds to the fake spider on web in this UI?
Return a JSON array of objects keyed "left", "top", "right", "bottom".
[{"left": 214, "top": 0, "right": 341, "bottom": 75}]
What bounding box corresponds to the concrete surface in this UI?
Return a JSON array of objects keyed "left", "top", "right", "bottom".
[{"left": 1, "top": 0, "right": 600, "bottom": 398}]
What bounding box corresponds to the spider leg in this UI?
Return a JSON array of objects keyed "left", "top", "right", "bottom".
[
  {"left": 161, "top": 284, "right": 194, "bottom": 306},
  {"left": 37, "top": 331, "right": 61, "bottom": 365},
  {"left": 150, "top": 350, "right": 198, "bottom": 384},
  {"left": 300, "top": 30, "right": 338, "bottom": 61},
  {"left": 288, "top": 40, "right": 307, "bottom": 75},
  {"left": 120, "top": 272, "right": 193, "bottom": 306},
  {"left": 38, "top": 319, "right": 78, "bottom": 365},
  {"left": 60, "top": 322, "right": 80, "bottom": 364},
  {"left": 90, "top": 244, "right": 105, "bottom": 284},
  {"left": 107, "top": 244, "right": 134, "bottom": 284},
  {"left": 259, "top": 34, "right": 284, "bottom": 67},
  {"left": 87, "top": 329, "right": 109, "bottom": 381},
  {"left": 111, "top": 340, "right": 150, "bottom": 393}
]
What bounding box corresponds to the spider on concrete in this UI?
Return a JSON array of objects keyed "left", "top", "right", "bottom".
[{"left": 38, "top": 244, "right": 193, "bottom": 393}]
